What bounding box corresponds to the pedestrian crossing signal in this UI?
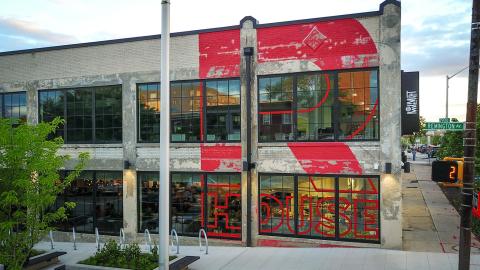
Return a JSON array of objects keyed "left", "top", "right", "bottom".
[{"left": 431, "top": 160, "right": 459, "bottom": 183}]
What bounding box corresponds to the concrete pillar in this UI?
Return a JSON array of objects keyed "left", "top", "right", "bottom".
[
  {"left": 26, "top": 81, "right": 38, "bottom": 125},
  {"left": 121, "top": 75, "right": 138, "bottom": 238},
  {"left": 379, "top": 2, "right": 402, "bottom": 249},
  {"left": 240, "top": 16, "right": 258, "bottom": 247}
]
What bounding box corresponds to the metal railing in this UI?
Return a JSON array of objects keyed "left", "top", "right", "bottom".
[
  {"left": 170, "top": 229, "right": 179, "bottom": 254},
  {"left": 49, "top": 230, "right": 54, "bottom": 250},
  {"left": 95, "top": 227, "right": 100, "bottom": 251},
  {"left": 72, "top": 227, "right": 77, "bottom": 250},
  {"left": 198, "top": 229, "right": 208, "bottom": 255},
  {"left": 144, "top": 229, "right": 152, "bottom": 252},
  {"left": 119, "top": 228, "right": 125, "bottom": 249}
]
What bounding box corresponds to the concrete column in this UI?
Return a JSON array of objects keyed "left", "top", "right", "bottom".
[
  {"left": 240, "top": 17, "right": 258, "bottom": 247},
  {"left": 379, "top": 2, "right": 402, "bottom": 249},
  {"left": 121, "top": 75, "right": 138, "bottom": 238},
  {"left": 26, "top": 81, "right": 38, "bottom": 125}
]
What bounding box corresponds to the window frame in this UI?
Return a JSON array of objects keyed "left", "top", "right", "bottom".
[
  {"left": 0, "top": 91, "right": 28, "bottom": 121},
  {"left": 136, "top": 171, "right": 242, "bottom": 240},
  {"left": 258, "top": 173, "right": 381, "bottom": 244},
  {"left": 136, "top": 78, "right": 241, "bottom": 144},
  {"left": 257, "top": 67, "right": 380, "bottom": 143},
  {"left": 37, "top": 85, "right": 123, "bottom": 144}
]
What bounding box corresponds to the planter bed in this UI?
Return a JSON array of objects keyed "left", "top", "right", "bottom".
[{"left": 68, "top": 256, "right": 199, "bottom": 270}]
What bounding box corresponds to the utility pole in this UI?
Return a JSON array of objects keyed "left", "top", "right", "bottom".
[
  {"left": 159, "top": 0, "right": 170, "bottom": 269},
  {"left": 459, "top": 0, "right": 480, "bottom": 269}
]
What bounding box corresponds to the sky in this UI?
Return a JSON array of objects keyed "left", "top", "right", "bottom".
[{"left": 0, "top": 0, "right": 474, "bottom": 122}]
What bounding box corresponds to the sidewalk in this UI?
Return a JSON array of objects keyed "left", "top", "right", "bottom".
[
  {"left": 402, "top": 155, "right": 480, "bottom": 253},
  {"left": 34, "top": 241, "right": 480, "bottom": 270}
]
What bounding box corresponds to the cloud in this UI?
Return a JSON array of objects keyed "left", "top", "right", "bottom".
[{"left": 0, "top": 17, "right": 78, "bottom": 52}]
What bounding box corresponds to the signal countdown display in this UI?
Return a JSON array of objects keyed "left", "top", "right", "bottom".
[{"left": 431, "top": 160, "right": 459, "bottom": 183}]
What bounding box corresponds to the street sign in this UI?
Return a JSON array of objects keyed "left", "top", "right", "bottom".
[
  {"left": 439, "top": 118, "right": 450, "bottom": 123},
  {"left": 425, "top": 122, "right": 464, "bottom": 130}
]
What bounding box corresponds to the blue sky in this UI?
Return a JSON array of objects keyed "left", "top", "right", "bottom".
[{"left": 0, "top": 0, "right": 474, "bottom": 122}]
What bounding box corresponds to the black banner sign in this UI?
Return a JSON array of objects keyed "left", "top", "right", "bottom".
[{"left": 401, "top": 71, "right": 420, "bottom": 135}]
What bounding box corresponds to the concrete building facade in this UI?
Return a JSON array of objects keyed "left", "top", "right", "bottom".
[{"left": 0, "top": 0, "right": 401, "bottom": 249}]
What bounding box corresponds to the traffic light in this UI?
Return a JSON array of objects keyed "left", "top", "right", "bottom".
[{"left": 431, "top": 160, "right": 462, "bottom": 183}]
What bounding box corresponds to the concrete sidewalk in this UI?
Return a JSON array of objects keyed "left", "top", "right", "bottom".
[
  {"left": 402, "top": 156, "right": 480, "bottom": 253},
  {"left": 34, "top": 241, "right": 480, "bottom": 270}
]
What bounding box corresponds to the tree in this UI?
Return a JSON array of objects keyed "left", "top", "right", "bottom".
[{"left": 0, "top": 118, "right": 89, "bottom": 269}]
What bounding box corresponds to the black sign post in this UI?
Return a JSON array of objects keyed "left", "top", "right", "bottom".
[{"left": 401, "top": 71, "right": 420, "bottom": 135}]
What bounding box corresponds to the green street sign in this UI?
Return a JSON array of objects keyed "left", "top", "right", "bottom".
[
  {"left": 439, "top": 118, "right": 450, "bottom": 123},
  {"left": 425, "top": 122, "right": 464, "bottom": 130}
]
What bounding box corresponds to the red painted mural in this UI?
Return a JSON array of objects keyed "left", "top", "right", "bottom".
[
  {"left": 257, "top": 18, "right": 378, "bottom": 70},
  {"left": 200, "top": 144, "right": 242, "bottom": 172},
  {"left": 288, "top": 142, "right": 363, "bottom": 175},
  {"left": 199, "top": 29, "right": 241, "bottom": 79}
]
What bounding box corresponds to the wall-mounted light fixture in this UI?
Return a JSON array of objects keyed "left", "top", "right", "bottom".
[
  {"left": 124, "top": 160, "right": 131, "bottom": 170},
  {"left": 385, "top": 162, "right": 392, "bottom": 174}
]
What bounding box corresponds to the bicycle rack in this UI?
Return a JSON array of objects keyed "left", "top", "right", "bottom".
[
  {"left": 49, "top": 230, "right": 54, "bottom": 250},
  {"left": 144, "top": 229, "right": 152, "bottom": 252},
  {"left": 95, "top": 227, "right": 100, "bottom": 251},
  {"left": 198, "top": 229, "right": 208, "bottom": 255},
  {"left": 170, "top": 229, "right": 179, "bottom": 254},
  {"left": 119, "top": 228, "right": 125, "bottom": 249},
  {"left": 72, "top": 227, "right": 77, "bottom": 250}
]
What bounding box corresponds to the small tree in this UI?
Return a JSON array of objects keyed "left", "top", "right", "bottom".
[{"left": 0, "top": 118, "right": 89, "bottom": 269}]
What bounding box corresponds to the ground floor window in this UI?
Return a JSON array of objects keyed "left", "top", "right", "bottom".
[
  {"left": 259, "top": 174, "right": 380, "bottom": 243},
  {"left": 54, "top": 171, "right": 123, "bottom": 235},
  {"left": 137, "top": 172, "right": 242, "bottom": 240}
]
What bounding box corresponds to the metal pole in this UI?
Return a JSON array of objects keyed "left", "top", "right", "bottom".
[
  {"left": 446, "top": 75, "right": 449, "bottom": 118},
  {"left": 159, "top": 1, "right": 170, "bottom": 269},
  {"left": 459, "top": 1, "right": 480, "bottom": 269}
]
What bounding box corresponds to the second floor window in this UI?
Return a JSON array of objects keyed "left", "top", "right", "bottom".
[
  {"left": 0, "top": 92, "right": 27, "bottom": 122},
  {"left": 38, "top": 85, "right": 122, "bottom": 144}
]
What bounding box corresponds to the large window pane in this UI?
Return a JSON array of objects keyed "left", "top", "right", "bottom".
[
  {"left": 138, "top": 172, "right": 159, "bottom": 233},
  {"left": 171, "top": 82, "right": 202, "bottom": 142},
  {"left": 297, "top": 176, "right": 335, "bottom": 238},
  {"left": 39, "top": 90, "right": 65, "bottom": 139},
  {"left": 138, "top": 83, "right": 160, "bottom": 143},
  {"left": 66, "top": 89, "right": 93, "bottom": 143},
  {"left": 338, "top": 177, "right": 379, "bottom": 241},
  {"left": 297, "top": 74, "right": 334, "bottom": 141},
  {"left": 206, "top": 174, "right": 241, "bottom": 239},
  {"left": 338, "top": 71, "right": 379, "bottom": 140},
  {"left": 259, "top": 175, "right": 295, "bottom": 235},
  {"left": 1, "top": 92, "right": 27, "bottom": 123},
  {"left": 95, "top": 171, "right": 123, "bottom": 235},
  {"left": 95, "top": 86, "right": 122, "bottom": 143},
  {"left": 258, "top": 76, "right": 294, "bottom": 142},
  {"left": 171, "top": 173, "right": 203, "bottom": 236},
  {"left": 206, "top": 79, "right": 241, "bottom": 141}
]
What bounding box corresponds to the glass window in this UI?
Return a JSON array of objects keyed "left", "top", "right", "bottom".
[
  {"left": 171, "top": 173, "right": 203, "bottom": 236},
  {"left": 206, "top": 174, "right": 241, "bottom": 239},
  {"left": 338, "top": 70, "right": 379, "bottom": 140},
  {"left": 1, "top": 92, "right": 27, "bottom": 123},
  {"left": 54, "top": 171, "right": 123, "bottom": 235},
  {"left": 258, "top": 69, "right": 379, "bottom": 142},
  {"left": 258, "top": 76, "right": 294, "bottom": 142},
  {"left": 138, "top": 172, "right": 159, "bottom": 233},
  {"left": 95, "top": 86, "right": 123, "bottom": 143},
  {"left": 171, "top": 82, "right": 202, "bottom": 142},
  {"left": 259, "top": 175, "right": 295, "bottom": 235},
  {"left": 95, "top": 171, "right": 123, "bottom": 235},
  {"left": 66, "top": 89, "right": 93, "bottom": 143},
  {"left": 338, "top": 177, "right": 379, "bottom": 241},
  {"left": 297, "top": 74, "right": 334, "bottom": 141},
  {"left": 38, "top": 85, "right": 122, "bottom": 144},
  {"left": 206, "top": 79, "right": 241, "bottom": 141},
  {"left": 259, "top": 174, "right": 380, "bottom": 243},
  {"left": 138, "top": 83, "right": 161, "bottom": 143}
]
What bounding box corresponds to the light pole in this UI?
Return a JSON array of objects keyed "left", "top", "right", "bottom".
[
  {"left": 446, "top": 66, "right": 469, "bottom": 118},
  {"left": 159, "top": 0, "right": 170, "bottom": 269}
]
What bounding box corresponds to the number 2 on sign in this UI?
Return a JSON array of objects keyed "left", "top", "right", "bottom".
[{"left": 449, "top": 166, "right": 456, "bottom": 181}]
